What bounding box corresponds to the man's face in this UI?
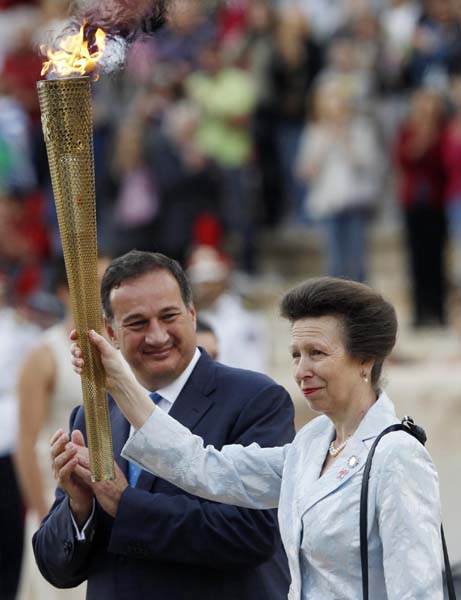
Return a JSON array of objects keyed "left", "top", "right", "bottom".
[{"left": 105, "top": 270, "right": 197, "bottom": 390}]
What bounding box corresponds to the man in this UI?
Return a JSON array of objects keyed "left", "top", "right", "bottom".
[{"left": 33, "top": 250, "right": 295, "bottom": 600}]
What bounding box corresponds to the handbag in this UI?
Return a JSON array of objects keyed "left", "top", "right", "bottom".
[{"left": 360, "top": 416, "right": 457, "bottom": 600}]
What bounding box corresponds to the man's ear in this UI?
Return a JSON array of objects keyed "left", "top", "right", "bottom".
[
  {"left": 104, "top": 317, "right": 119, "bottom": 348},
  {"left": 189, "top": 303, "right": 197, "bottom": 327}
]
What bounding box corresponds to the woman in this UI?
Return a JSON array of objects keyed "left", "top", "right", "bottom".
[
  {"left": 269, "top": 7, "right": 323, "bottom": 223},
  {"left": 394, "top": 87, "right": 447, "bottom": 328},
  {"left": 72, "top": 277, "right": 443, "bottom": 599},
  {"left": 296, "top": 80, "right": 383, "bottom": 282},
  {"left": 442, "top": 76, "right": 461, "bottom": 291}
]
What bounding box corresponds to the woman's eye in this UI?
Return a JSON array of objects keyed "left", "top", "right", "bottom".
[
  {"left": 311, "top": 349, "right": 324, "bottom": 356},
  {"left": 291, "top": 352, "right": 300, "bottom": 360}
]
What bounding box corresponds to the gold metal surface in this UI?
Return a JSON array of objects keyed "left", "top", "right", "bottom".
[{"left": 37, "top": 76, "right": 114, "bottom": 481}]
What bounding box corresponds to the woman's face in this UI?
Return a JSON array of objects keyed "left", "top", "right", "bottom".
[{"left": 290, "top": 316, "right": 366, "bottom": 417}]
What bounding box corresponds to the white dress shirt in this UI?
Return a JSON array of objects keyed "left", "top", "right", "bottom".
[{"left": 136, "top": 347, "right": 201, "bottom": 417}]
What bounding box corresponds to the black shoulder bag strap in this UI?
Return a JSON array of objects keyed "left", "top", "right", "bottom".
[{"left": 360, "top": 416, "right": 456, "bottom": 600}]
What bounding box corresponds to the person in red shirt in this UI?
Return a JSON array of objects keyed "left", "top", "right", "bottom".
[
  {"left": 442, "top": 76, "right": 461, "bottom": 291},
  {"left": 394, "top": 87, "right": 447, "bottom": 328}
]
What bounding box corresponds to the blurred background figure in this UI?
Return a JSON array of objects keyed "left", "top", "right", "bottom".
[
  {"left": 196, "top": 317, "right": 219, "bottom": 360},
  {"left": 405, "top": 0, "right": 461, "bottom": 89},
  {"left": 296, "top": 79, "right": 383, "bottom": 282},
  {"left": 442, "top": 75, "right": 461, "bottom": 294},
  {"left": 143, "top": 98, "right": 222, "bottom": 264},
  {"left": 148, "top": 0, "right": 215, "bottom": 72},
  {"left": 0, "top": 283, "right": 56, "bottom": 600},
  {"left": 187, "top": 245, "right": 270, "bottom": 374},
  {"left": 100, "top": 115, "right": 161, "bottom": 258},
  {"left": 279, "top": 0, "right": 348, "bottom": 42},
  {"left": 269, "top": 8, "right": 323, "bottom": 224},
  {"left": 380, "top": 0, "right": 421, "bottom": 93},
  {"left": 15, "top": 261, "right": 84, "bottom": 600},
  {"left": 15, "top": 257, "right": 110, "bottom": 600},
  {"left": 0, "top": 83, "right": 36, "bottom": 193},
  {"left": 236, "top": 0, "right": 283, "bottom": 228},
  {"left": 394, "top": 87, "right": 447, "bottom": 328},
  {"left": 186, "top": 39, "right": 258, "bottom": 273},
  {"left": 16, "top": 261, "right": 81, "bottom": 518},
  {"left": 0, "top": 188, "right": 49, "bottom": 298},
  {"left": 316, "top": 33, "right": 373, "bottom": 114}
]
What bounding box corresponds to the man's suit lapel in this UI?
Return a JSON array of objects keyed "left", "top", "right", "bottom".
[
  {"left": 110, "top": 398, "right": 131, "bottom": 478},
  {"left": 168, "top": 350, "right": 217, "bottom": 429},
  {"left": 136, "top": 350, "right": 217, "bottom": 490}
]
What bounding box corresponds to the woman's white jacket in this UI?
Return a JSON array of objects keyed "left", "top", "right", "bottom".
[{"left": 123, "top": 392, "right": 443, "bottom": 600}]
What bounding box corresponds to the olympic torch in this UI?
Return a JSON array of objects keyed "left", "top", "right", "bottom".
[{"left": 37, "top": 25, "right": 114, "bottom": 481}]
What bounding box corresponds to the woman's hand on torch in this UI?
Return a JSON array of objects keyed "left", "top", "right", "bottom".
[
  {"left": 70, "top": 329, "right": 155, "bottom": 430},
  {"left": 70, "top": 328, "right": 130, "bottom": 391}
]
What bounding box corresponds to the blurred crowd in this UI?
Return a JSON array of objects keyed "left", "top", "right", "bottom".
[
  {"left": 0, "top": 0, "right": 461, "bottom": 321},
  {"left": 1, "top": 0, "right": 461, "bottom": 597}
]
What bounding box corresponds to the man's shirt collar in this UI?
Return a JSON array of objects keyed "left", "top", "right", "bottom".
[{"left": 153, "top": 347, "right": 201, "bottom": 409}]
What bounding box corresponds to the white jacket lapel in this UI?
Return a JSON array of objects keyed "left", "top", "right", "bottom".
[{"left": 297, "top": 392, "right": 398, "bottom": 517}]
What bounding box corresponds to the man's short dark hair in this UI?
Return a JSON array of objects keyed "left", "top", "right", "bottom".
[
  {"left": 280, "top": 277, "right": 397, "bottom": 392},
  {"left": 101, "top": 250, "right": 193, "bottom": 321}
]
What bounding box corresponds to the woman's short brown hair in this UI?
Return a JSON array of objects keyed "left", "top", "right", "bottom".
[{"left": 280, "top": 277, "right": 397, "bottom": 391}]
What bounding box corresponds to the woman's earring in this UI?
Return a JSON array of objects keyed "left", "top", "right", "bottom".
[{"left": 361, "top": 369, "right": 369, "bottom": 383}]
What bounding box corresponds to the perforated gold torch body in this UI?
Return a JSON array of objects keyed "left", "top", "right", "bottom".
[{"left": 37, "top": 76, "right": 114, "bottom": 481}]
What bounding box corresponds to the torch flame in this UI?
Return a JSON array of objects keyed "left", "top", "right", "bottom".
[{"left": 41, "top": 23, "right": 106, "bottom": 78}]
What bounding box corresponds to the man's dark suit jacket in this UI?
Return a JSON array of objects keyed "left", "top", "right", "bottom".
[{"left": 33, "top": 350, "right": 295, "bottom": 600}]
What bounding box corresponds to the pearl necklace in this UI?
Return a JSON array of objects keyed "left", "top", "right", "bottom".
[{"left": 328, "top": 437, "right": 350, "bottom": 457}]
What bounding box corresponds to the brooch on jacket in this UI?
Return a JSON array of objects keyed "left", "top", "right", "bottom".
[{"left": 337, "top": 456, "right": 360, "bottom": 479}]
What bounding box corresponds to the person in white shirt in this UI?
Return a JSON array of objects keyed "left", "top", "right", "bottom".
[
  {"left": 0, "top": 293, "right": 44, "bottom": 600},
  {"left": 187, "top": 245, "right": 270, "bottom": 374}
]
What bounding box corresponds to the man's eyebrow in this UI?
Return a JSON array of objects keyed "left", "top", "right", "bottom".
[
  {"left": 121, "top": 312, "right": 146, "bottom": 324},
  {"left": 158, "top": 305, "right": 181, "bottom": 313}
]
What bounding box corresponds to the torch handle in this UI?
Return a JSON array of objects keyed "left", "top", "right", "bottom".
[
  {"left": 37, "top": 76, "right": 114, "bottom": 481},
  {"left": 79, "top": 329, "right": 115, "bottom": 481}
]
